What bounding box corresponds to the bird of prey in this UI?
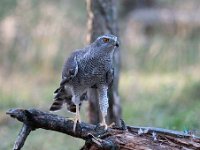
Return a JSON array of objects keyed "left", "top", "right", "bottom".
[{"left": 50, "top": 34, "right": 119, "bottom": 131}]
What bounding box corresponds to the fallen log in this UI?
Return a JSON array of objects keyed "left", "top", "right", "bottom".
[{"left": 7, "top": 108, "right": 200, "bottom": 150}]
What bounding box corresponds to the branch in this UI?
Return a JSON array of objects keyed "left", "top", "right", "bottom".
[
  {"left": 127, "top": 126, "right": 197, "bottom": 138},
  {"left": 6, "top": 108, "right": 97, "bottom": 139},
  {"left": 13, "top": 124, "right": 31, "bottom": 150},
  {"left": 7, "top": 108, "right": 200, "bottom": 150}
]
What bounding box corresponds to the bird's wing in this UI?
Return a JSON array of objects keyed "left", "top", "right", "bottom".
[
  {"left": 60, "top": 51, "right": 79, "bottom": 86},
  {"left": 91, "top": 68, "right": 114, "bottom": 89},
  {"left": 50, "top": 51, "right": 79, "bottom": 112},
  {"left": 106, "top": 68, "right": 114, "bottom": 86}
]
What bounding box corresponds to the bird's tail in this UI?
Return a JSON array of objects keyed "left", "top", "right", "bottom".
[
  {"left": 50, "top": 86, "right": 88, "bottom": 113},
  {"left": 50, "top": 87, "right": 67, "bottom": 111}
]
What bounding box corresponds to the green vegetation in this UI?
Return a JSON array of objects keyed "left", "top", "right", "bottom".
[
  {"left": 120, "top": 73, "right": 200, "bottom": 130},
  {"left": 0, "top": 0, "right": 199, "bottom": 149}
]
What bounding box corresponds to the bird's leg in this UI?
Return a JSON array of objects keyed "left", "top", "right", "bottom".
[
  {"left": 100, "top": 112, "right": 108, "bottom": 130},
  {"left": 72, "top": 95, "right": 81, "bottom": 132},
  {"left": 98, "top": 85, "right": 109, "bottom": 130},
  {"left": 73, "top": 104, "right": 81, "bottom": 131}
]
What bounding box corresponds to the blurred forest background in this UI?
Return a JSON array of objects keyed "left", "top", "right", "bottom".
[{"left": 0, "top": 0, "right": 200, "bottom": 149}]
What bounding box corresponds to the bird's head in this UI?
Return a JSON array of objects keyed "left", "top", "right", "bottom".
[{"left": 94, "top": 34, "right": 119, "bottom": 52}]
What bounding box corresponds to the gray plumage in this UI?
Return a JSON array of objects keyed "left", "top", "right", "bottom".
[{"left": 50, "top": 34, "right": 119, "bottom": 129}]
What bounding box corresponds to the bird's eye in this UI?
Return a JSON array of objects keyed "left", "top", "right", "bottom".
[{"left": 103, "top": 38, "right": 109, "bottom": 43}]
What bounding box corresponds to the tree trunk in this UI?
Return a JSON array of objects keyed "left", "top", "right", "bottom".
[
  {"left": 86, "top": 0, "right": 121, "bottom": 126},
  {"left": 120, "top": 0, "right": 156, "bottom": 17}
]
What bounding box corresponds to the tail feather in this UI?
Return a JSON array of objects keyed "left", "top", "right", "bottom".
[
  {"left": 50, "top": 86, "right": 88, "bottom": 112},
  {"left": 50, "top": 87, "right": 65, "bottom": 111},
  {"left": 54, "top": 88, "right": 60, "bottom": 94},
  {"left": 50, "top": 99, "right": 64, "bottom": 111}
]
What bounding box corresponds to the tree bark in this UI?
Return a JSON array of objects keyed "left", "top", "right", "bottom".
[
  {"left": 86, "top": 0, "right": 121, "bottom": 126},
  {"left": 7, "top": 108, "right": 200, "bottom": 150}
]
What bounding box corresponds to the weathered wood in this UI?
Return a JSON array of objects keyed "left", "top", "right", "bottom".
[
  {"left": 7, "top": 108, "right": 200, "bottom": 150},
  {"left": 13, "top": 124, "right": 32, "bottom": 150}
]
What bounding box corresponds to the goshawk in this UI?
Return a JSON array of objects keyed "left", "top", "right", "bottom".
[{"left": 50, "top": 34, "right": 119, "bottom": 131}]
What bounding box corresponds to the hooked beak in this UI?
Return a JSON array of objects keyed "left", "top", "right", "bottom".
[{"left": 115, "top": 41, "right": 119, "bottom": 47}]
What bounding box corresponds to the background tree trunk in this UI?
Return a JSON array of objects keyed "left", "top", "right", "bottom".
[
  {"left": 120, "top": 0, "right": 156, "bottom": 17},
  {"left": 86, "top": 0, "right": 121, "bottom": 126}
]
